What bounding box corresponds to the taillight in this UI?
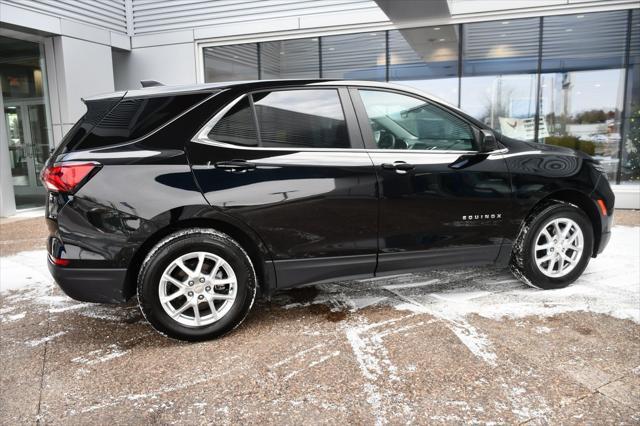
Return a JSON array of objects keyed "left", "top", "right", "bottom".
[
  {"left": 40, "top": 161, "right": 101, "bottom": 193},
  {"left": 48, "top": 254, "right": 70, "bottom": 266}
]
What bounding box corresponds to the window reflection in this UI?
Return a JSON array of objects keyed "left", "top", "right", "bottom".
[
  {"left": 209, "top": 96, "right": 257, "bottom": 146},
  {"left": 540, "top": 11, "right": 628, "bottom": 181},
  {"left": 359, "top": 90, "right": 475, "bottom": 151},
  {"left": 460, "top": 18, "right": 539, "bottom": 139},
  {"left": 621, "top": 10, "right": 640, "bottom": 183},
  {"left": 540, "top": 70, "right": 624, "bottom": 181},
  {"left": 321, "top": 32, "right": 386, "bottom": 80},
  {"left": 203, "top": 43, "right": 258, "bottom": 82},
  {"left": 260, "top": 38, "right": 319, "bottom": 79},
  {"left": 388, "top": 26, "right": 460, "bottom": 106},
  {"left": 461, "top": 75, "right": 538, "bottom": 140},
  {"left": 394, "top": 78, "right": 459, "bottom": 106},
  {"left": 253, "top": 90, "right": 349, "bottom": 149}
]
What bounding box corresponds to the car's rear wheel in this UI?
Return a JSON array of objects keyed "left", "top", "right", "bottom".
[
  {"left": 137, "top": 228, "right": 256, "bottom": 341},
  {"left": 510, "top": 203, "right": 594, "bottom": 289}
]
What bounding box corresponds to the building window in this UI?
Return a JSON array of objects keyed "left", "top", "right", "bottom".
[
  {"left": 321, "top": 32, "right": 386, "bottom": 80},
  {"left": 460, "top": 18, "right": 540, "bottom": 141},
  {"left": 621, "top": 9, "right": 640, "bottom": 183},
  {"left": 253, "top": 89, "right": 349, "bottom": 149},
  {"left": 540, "top": 11, "right": 628, "bottom": 181},
  {"left": 260, "top": 38, "right": 319, "bottom": 79},
  {"left": 387, "top": 26, "right": 459, "bottom": 105},
  {"left": 199, "top": 8, "right": 639, "bottom": 184},
  {"left": 203, "top": 43, "right": 258, "bottom": 82}
]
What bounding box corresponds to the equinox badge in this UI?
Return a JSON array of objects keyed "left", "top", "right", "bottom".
[{"left": 463, "top": 214, "right": 502, "bottom": 220}]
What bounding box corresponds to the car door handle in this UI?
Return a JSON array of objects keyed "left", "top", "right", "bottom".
[
  {"left": 381, "top": 162, "right": 415, "bottom": 171},
  {"left": 214, "top": 160, "right": 256, "bottom": 171}
]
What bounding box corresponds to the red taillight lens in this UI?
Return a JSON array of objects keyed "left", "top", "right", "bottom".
[
  {"left": 48, "top": 255, "right": 70, "bottom": 266},
  {"left": 40, "top": 161, "right": 100, "bottom": 193}
]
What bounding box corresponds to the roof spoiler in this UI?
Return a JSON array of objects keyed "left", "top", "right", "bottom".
[{"left": 140, "top": 80, "right": 164, "bottom": 88}]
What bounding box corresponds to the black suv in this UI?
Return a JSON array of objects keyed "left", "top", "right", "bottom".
[{"left": 43, "top": 80, "right": 614, "bottom": 341}]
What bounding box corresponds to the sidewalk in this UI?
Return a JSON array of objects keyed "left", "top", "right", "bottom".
[{"left": 0, "top": 216, "right": 47, "bottom": 257}]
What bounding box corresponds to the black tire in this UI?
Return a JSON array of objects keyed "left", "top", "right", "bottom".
[
  {"left": 510, "top": 202, "right": 594, "bottom": 290},
  {"left": 137, "top": 228, "right": 257, "bottom": 341}
]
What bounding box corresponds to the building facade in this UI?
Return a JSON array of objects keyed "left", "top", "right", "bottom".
[{"left": 1, "top": 0, "right": 639, "bottom": 216}]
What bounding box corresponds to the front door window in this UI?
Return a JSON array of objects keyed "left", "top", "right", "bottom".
[{"left": 358, "top": 89, "right": 476, "bottom": 151}]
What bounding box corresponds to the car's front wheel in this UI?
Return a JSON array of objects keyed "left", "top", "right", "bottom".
[
  {"left": 510, "top": 203, "right": 594, "bottom": 289},
  {"left": 137, "top": 228, "right": 256, "bottom": 341}
]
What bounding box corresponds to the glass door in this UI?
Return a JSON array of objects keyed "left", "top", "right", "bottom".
[
  {"left": 1, "top": 35, "right": 54, "bottom": 209},
  {"left": 5, "top": 105, "right": 29, "bottom": 186},
  {"left": 4, "top": 100, "right": 49, "bottom": 206}
]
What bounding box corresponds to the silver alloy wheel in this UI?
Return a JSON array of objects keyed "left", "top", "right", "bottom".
[
  {"left": 158, "top": 251, "right": 237, "bottom": 327},
  {"left": 534, "top": 218, "right": 584, "bottom": 278}
]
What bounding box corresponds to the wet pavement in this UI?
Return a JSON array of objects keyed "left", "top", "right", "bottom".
[{"left": 1, "top": 212, "right": 639, "bottom": 424}]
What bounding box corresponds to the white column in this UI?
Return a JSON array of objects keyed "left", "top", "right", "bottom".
[{"left": 0, "top": 92, "right": 17, "bottom": 217}]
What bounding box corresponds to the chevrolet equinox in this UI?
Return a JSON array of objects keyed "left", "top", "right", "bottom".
[{"left": 42, "top": 80, "right": 614, "bottom": 341}]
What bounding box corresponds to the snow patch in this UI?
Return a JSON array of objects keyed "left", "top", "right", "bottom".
[
  {"left": 1, "top": 311, "right": 26, "bottom": 323},
  {"left": 0, "top": 250, "right": 51, "bottom": 294},
  {"left": 345, "top": 315, "right": 415, "bottom": 425},
  {"left": 71, "top": 344, "right": 129, "bottom": 365},
  {"left": 26, "top": 331, "right": 67, "bottom": 347}
]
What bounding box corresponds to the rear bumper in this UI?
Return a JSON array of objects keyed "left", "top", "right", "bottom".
[
  {"left": 596, "top": 231, "right": 611, "bottom": 255},
  {"left": 48, "top": 260, "right": 129, "bottom": 303},
  {"left": 592, "top": 174, "right": 615, "bottom": 256}
]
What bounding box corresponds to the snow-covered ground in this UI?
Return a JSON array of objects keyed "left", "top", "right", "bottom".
[
  {"left": 281, "top": 225, "right": 640, "bottom": 322},
  {"left": 2, "top": 226, "right": 639, "bottom": 336}
]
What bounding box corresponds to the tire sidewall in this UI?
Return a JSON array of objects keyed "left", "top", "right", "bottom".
[
  {"left": 521, "top": 204, "right": 594, "bottom": 289},
  {"left": 138, "top": 231, "right": 255, "bottom": 341}
]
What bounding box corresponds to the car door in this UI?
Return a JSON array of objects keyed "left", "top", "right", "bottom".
[
  {"left": 187, "top": 87, "right": 379, "bottom": 288},
  {"left": 350, "top": 87, "right": 513, "bottom": 274}
]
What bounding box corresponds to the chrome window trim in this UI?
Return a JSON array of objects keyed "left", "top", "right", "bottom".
[{"left": 191, "top": 93, "right": 509, "bottom": 156}]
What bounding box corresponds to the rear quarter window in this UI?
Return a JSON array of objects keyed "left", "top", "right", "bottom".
[{"left": 74, "top": 92, "right": 211, "bottom": 150}]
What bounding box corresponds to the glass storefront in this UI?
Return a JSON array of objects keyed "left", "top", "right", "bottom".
[
  {"left": 461, "top": 18, "right": 539, "bottom": 141},
  {"left": 538, "top": 11, "right": 628, "bottom": 182},
  {"left": 621, "top": 9, "right": 640, "bottom": 183},
  {"left": 203, "top": 43, "right": 258, "bottom": 82},
  {"left": 1, "top": 35, "right": 54, "bottom": 209},
  {"left": 261, "top": 38, "right": 319, "bottom": 79},
  {"left": 202, "top": 9, "right": 640, "bottom": 184},
  {"left": 388, "top": 26, "right": 459, "bottom": 105}
]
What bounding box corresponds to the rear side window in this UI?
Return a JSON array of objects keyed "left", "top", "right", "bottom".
[
  {"left": 253, "top": 89, "right": 349, "bottom": 149},
  {"left": 76, "top": 92, "right": 210, "bottom": 150},
  {"left": 208, "top": 96, "right": 257, "bottom": 146},
  {"left": 204, "top": 89, "right": 351, "bottom": 149}
]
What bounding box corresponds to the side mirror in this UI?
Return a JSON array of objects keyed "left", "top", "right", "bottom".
[{"left": 478, "top": 129, "right": 498, "bottom": 153}]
